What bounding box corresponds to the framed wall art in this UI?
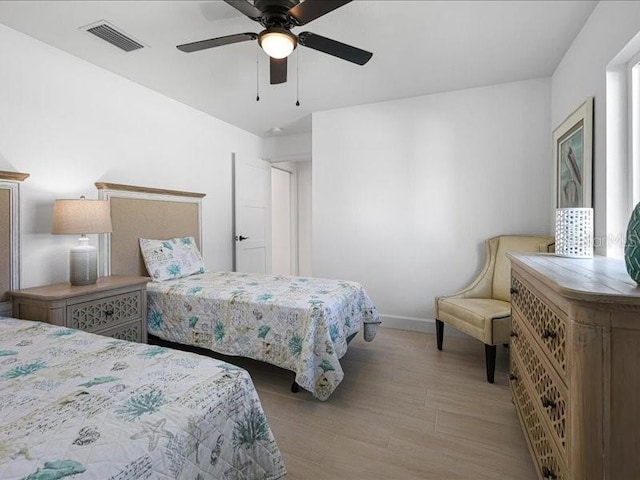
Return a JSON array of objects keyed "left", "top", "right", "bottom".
[{"left": 553, "top": 97, "right": 593, "bottom": 208}]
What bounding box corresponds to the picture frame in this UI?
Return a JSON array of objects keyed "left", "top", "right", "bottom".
[{"left": 553, "top": 97, "right": 593, "bottom": 208}]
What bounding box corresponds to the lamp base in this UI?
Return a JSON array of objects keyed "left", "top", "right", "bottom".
[{"left": 70, "top": 237, "right": 98, "bottom": 286}]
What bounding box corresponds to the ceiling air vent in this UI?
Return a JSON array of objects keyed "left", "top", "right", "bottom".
[{"left": 82, "top": 21, "right": 145, "bottom": 52}]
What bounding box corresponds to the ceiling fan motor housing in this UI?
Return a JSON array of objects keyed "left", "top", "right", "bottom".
[{"left": 255, "top": 0, "right": 300, "bottom": 28}]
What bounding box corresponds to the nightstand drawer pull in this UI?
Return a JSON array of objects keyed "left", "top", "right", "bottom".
[
  {"left": 541, "top": 329, "right": 557, "bottom": 340},
  {"left": 541, "top": 396, "right": 556, "bottom": 409}
]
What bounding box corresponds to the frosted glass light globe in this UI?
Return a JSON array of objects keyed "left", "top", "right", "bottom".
[{"left": 259, "top": 30, "right": 296, "bottom": 59}]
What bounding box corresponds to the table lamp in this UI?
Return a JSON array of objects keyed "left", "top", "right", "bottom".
[
  {"left": 554, "top": 207, "right": 593, "bottom": 258},
  {"left": 52, "top": 197, "right": 112, "bottom": 285}
]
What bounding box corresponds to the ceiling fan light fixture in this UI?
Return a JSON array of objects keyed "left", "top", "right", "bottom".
[{"left": 259, "top": 28, "right": 297, "bottom": 59}]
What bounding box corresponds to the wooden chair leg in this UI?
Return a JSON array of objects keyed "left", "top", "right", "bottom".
[
  {"left": 485, "top": 344, "right": 496, "bottom": 383},
  {"left": 435, "top": 319, "right": 444, "bottom": 350}
]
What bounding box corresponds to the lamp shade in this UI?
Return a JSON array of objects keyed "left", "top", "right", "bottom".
[{"left": 52, "top": 199, "right": 112, "bottom": 235}]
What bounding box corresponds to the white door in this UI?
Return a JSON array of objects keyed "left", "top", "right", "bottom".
[{"left": 234, "top": 155, "right": 271, "bottom": 273}]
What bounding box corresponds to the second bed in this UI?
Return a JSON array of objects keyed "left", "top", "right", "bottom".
[
  {"left": 97, "top": 182, "right": 381, "bottom": 401},
  {"left": 147, "top": 270, "right": 379, "bottom": 400}
]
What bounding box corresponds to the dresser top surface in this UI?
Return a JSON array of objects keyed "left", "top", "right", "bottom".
[
  {"left": 508, "top": 253, "right": 640, "bottom": 305},
  {"left": 10, "top": 275, "right": 150, "bottom": 301}
]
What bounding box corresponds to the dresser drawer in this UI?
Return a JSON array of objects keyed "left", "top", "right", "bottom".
[
  {"left": 97, "top": 319, "right": 143, "bottom": 343},
  {"left": 512, "top": 313, "right": 567, "bottom": 457},
  {"left": 67, "top": 291, "right": 142, "bottom": 332},
  {"left": 511, "top": 274, "right": 566, "bottom": 379},
  {"left": 511, "top": 355, "right": 567, "bottom": 480}
]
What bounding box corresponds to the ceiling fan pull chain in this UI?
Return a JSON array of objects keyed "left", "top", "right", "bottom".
[
  {"left": 296, "top": 48, "right": 300, "bottom": 107},
  {"left": 256, "top": 45, "right": 260, "bottom": 102}
]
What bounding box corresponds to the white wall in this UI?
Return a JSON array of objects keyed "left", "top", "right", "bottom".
[
  {"left": 551, "top": 1, "right": 640, "bottom": 256},
  {"left": 262, "top": 133, "right": 312, "bottom": 163},
  {"left": 313, "top": 78, "right": 551, "bottom": 329},
  {"left": 0, "top": 24, "right": 262, "bottom": 288}
]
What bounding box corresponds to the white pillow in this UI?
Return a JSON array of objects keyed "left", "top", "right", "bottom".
[{"left": 139, "top": 236, "right": 205, "bottom": 281}]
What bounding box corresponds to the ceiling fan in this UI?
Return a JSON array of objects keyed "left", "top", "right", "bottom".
[{"left": 176, "top": 0, "right": 373, "bottom": 85}]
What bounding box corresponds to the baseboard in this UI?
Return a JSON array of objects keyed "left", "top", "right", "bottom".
[
  {"left": 379, "top": 315, "right": 434, "bottom": 333},
  {"left": 379, "top": 314, "right": 469, "bottom": 337}
]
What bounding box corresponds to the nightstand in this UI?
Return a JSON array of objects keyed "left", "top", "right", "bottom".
[{"left": 11, "top": 275, "right": 149, "bottom": 343}]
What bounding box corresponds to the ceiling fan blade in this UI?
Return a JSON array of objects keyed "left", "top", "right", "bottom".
[
  {"left": 223, "top": 0, "right": 263, "bottom": 21},
  {"left": 298, "top": 32, "right": 372, "bottom": 65},
  {"left": 270, "top": 57, "right": 287, "bottom": 84},
  {"left": 289, "top": 0, "right": 352, "bottom": 26},
  {"left": 177, "top": 33, "right": 258, "bottom": 53}
]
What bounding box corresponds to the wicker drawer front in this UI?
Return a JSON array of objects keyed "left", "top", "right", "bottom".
[
  {"left": 97, "top": 320, "right": 143, "bottom": 343},
  {"left": 68, "top": 291, "right": 141, "bottom": 332},
  {"left": 511, "top": 274, "right": 566, "bottom": 379},
  {"left": 511, "top": 356, "right": 567, "bottom": 480},
  {"left": 512, "top": 313, "right": 567, "bottom": 456}
]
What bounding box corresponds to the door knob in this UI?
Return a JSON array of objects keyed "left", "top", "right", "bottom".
[{"left": 235, "top": 235, "right": 249, "bottom": 241}]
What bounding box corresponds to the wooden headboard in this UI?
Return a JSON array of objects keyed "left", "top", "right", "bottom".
[
  {"left": 0, "top": 171, "right": 29, "bottom": 316},
  {"left": 96, "top": 183, "right": 205, "bottom": 277}
]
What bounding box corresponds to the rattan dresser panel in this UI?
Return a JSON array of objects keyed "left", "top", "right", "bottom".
[
  {"left": 512, "top": 312, "right": 567, "bottom": 456},
  {"left": 508, "top": 253, "right": 640, "bottom": 480},
  {"left": 511, "top": 354, "right": 567, "bottom": 480},
  {"left": 511, "top": 274, "right": 566, "bottom": 379}
]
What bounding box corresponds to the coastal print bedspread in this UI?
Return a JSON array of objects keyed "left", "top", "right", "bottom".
[
  {"left": 147, "top": 272, "right": 381, "bottom": 401},
  {"left": 0, "top": 317, "right": 286, "bottom": 480}
]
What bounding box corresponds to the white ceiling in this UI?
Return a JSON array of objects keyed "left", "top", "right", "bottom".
[{"left": 0, "top": 0, "right": 597, "bottom": 138}]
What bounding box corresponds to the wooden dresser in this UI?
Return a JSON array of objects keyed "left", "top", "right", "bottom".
[
  {"left": 507, "top": 253, "right": 640, "bottom": 480},
  {"left": 11, "top": 275, "right": 149, "bottom": 343}
]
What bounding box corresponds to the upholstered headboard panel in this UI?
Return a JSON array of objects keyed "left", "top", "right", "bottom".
[
  {"left": 0, "top": 171, "right": 29, "bottom": 315},
  {"left": 96, "top": 183, "right": 205, "bottom": 277}
]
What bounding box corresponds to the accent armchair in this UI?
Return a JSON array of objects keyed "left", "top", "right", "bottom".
[{"left": 434, "top": 235, "right": 555, "bottom": 383}]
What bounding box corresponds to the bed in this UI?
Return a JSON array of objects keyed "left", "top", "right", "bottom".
[
  {"left": 146, "top": 270, "right": 378, "bottom": 400},
  {"left": 0, "top": 318, "right": 286, "bottom": 480},
  {"left": 96, "top": 182, "right": 381, "bottom": 400},
  {"left": 0, "top": 174, "right": 286, "bottom": 479}
]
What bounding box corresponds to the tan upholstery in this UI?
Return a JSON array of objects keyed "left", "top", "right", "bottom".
[
  {"left": 437, "top": 298, "right": 511, "bottom": 345},
  {"left": 434, "top": 235, "right": 555, "bottom": 382}
]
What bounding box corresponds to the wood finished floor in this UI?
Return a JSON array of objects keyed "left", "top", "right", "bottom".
[{"left": 173, "top": 328, "right": 538, "bottom": 479}]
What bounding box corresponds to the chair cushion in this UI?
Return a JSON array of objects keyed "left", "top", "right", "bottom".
[{"left": 437, "top": 297, "right": 511, "bottom": 344}]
